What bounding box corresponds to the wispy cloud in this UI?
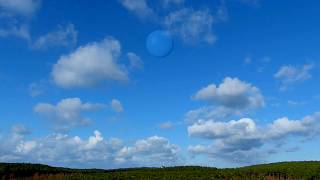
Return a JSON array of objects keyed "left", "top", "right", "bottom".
[
  {"left": 32, "top": 23, "right": 77, "bottom": 50},
  {"left": 274, "top": 64, "right": 314, "bottom": 91}
]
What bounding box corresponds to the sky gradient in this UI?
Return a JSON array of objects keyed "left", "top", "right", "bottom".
[{"left": 0, "top": 0, "right": 320, "bottom": 169}]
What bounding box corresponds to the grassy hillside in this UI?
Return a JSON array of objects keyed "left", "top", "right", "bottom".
[{"left": 1, "top": 161, "right": 320, "bottom": 179}]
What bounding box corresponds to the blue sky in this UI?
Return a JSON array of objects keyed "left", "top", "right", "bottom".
[{"left": 0, "top": 0, "right": 320, "bottom": 169}]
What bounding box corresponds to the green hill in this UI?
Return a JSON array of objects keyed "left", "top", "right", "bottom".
[{"left": 1, "top": 161, "right": 320, "bottom": 179}]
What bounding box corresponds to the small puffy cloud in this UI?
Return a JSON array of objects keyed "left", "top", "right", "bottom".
[
  {"left": 164, "top": 8, "right": 216, "bottom": 44},
  {"left": 52, "top": 37, "right": 129, "bottom": 88},
  {"left": 110, "top": 99, "right": 124, "bottom": 113},
  {"left": 32, "top": 23, "right": 77, "bottom": 50},
  {"left": 34, "top": 98, "right": 106, "bottom": 131},
  {"left": 85, "top": 130, "right": 104, "bottom": 149},
  {"left": 194, "top": 77, "right": 264, "bottom": 110},
  {"left": 186, "top": 78, "right": 264, "bottom": 124},
  {"left": 118, "top": 0, "right": 155, "bottom": 19},
  {"left": 127, "top": 52, "right": 143, "bottom": 69},
  {"left": 266, "top": 113, "right": 320, "bottom": 139},
  {"left": 0, "top": 0, "right": 40, "bottom": 17},
  {"left": 116, "top": 136, "right": 180, "bottom": 166},
  {"left": 274, "top": 64, "right": 314, "bottom": 90}
]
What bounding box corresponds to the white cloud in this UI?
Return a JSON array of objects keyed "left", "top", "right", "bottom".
[
  {"left": 0, "top": 0, "right": 40, "bottom": 17},
  {"left": 185, "top": 106, "right": 243, "bottom": 124},
  {"left": 164, "top": 8, "right": 216, "bottom": 44},
  {"left": 118, "top": 0, "right": 155, "bottom": 19},
  {"left": 188, "top": 112, "right": 320, "bottom": 163},
  {"left": 266, "top": 113, "right": 320, "bottom": 139},
  {"left": 52, "top": 37, "right": 129, "bottom": 88},
  {"left": 85, "top": 130, "right": 104, "bottom": 149},
  {"left": 16, "top": 140, "right": 37, "bottom": 154},
  {"left": 194, "top": 77, "right": 264, "bottom": 111},
  {"left": 34, "top": 98, "right": 106, "bottom": 131},
  {"left": 186, "top": 78, "right": 264, "bottom": 124},
  {"left": 116, "top": 136, "right": 180, "bottom": 166},
  {"left": 274, "top": 64, "right": 314, "bottom": 90},
  {"left": 0, "top": 130, "right": 180, "bottom": 168},
  {"left": 127, "top": 52, "right": 143, "bottom": 70},
  {"left": 110, "top": 99, "right": 124, "bottom": 113},
  {"left": 188, "top": 118, "right": 259, "bottom": 140},
  {"left": 32, "top": 23, "right": 77, "bottom": 49},
  {"left": 118, "top": 0, "right": 226, "bottom": 45}
]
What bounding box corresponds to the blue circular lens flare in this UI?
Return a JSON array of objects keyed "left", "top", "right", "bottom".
[{"left": 146, "top": 30, "right": 173, "bottom": 57}]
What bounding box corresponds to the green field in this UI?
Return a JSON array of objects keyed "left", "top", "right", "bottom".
[{"left": 1, "top": 161, "right": 320, "bottom": 179}]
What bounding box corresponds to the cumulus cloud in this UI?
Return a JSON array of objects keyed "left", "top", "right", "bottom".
[
  {"left": 110, "top": 99, "right": 124, "bottom": 113},
  {"left": 0, "top": 0, "right": 40, "bottom": 17},
  {"left": 189, "top": 118, "right": 259, "bottom": 140},
  {"left": 52, "top": 37, "right": 129, "bottom": 88},
  {"left": 118, "top": 0, "right": 155, "bottom": 19},
  {"left": 194, "top": 77, "right": 264, "bottom": 109},
  {"left": 188, "top": 144, "right": 265, "bottom": 164},
  {"left": 164, "top": 8, "right": 216, "bottom": 44},
  {"left": 16, "top": 140, "right": 37, "bottom": 154},
  {"left": 34, "top": 98, "right": 106, "bottom": 131},
  {"left": 187, "top": 77, "right": 264, "bottom": 123},
  {"left": 188, "top": 112, "right": 320, "bottom": 164},
  {"left": 0, "top": 129, "right": 179, "bottom": 168},
  {"left": 116, "top": 136, "right": 180, "bottom": 166},
  {"left": 274, "top": 64, "right": 314, "bottom": 90},
  {"left": 32, "top": 23, "right": 77, "bottom": 49},
  {"left": 266, "top": 113, "right": 320, "bottom": 139}
]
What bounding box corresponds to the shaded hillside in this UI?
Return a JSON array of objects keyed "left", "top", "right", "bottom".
[{"left": 1, "top": 161, "right": 320, "bottom": 179}]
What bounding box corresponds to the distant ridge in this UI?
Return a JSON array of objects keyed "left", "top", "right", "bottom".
[{"left": 1, "top": 161, "right": 320, "bottom": 179}]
